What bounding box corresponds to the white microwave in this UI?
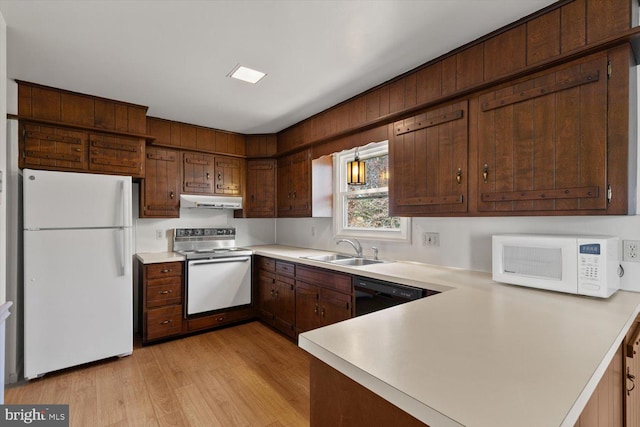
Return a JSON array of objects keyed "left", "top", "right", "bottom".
[{"left": 492, "top": 234, "right": 620, "bottom": 298}]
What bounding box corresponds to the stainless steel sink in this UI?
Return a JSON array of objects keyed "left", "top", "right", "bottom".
[
  {"left": 301, "top": 254, "right": 353, "bottom": 262},
  {"left": 330, "top": 258, "right": 385, "bottom": 266}
]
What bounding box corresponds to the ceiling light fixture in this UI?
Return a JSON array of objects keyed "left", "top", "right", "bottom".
[
  {"left": 347, "top": 147, "right": 366, "bottom": 186},
  {"left": 227, "top": 64, "right": 266, "bottom": 84}
]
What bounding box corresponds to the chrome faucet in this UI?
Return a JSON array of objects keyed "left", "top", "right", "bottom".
[{"left": 336, "top": 239, "right": 363, "bottom": 258}]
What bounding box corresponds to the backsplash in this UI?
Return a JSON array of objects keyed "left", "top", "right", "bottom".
[{"left": 133, "top": 184, "right": 276, "bottom": 253}]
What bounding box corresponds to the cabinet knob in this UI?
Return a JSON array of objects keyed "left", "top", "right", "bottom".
[
  {"left": 160, "top": 319, "right": 172, "bottom": 325},
  {"left": 169, "top": 191, "right": 175, "bottom": 199},
  {"left": 218, "top": 172, "right": 222, "bottom": 181},
  {"left": 206, "top": 172, "right": 210, "bottom": 180},
  {"left": 314, "top": 303, "right": 318, "bottom": 314},
  {"left": 292, "top": 191, "right": 297, "bottom": 199},
  {"left": 158, "top": 290, "right": 172, "bottom": 295},
  {"left": 321, "top": 307, "right": 326, "bottom": 318},
  {"left": 456, "top": 168, "right": 462, "bottom": 185},
  {"left": 160, "top": 269, "right": 172, "bottom": 273},
  {"left": 482, "top": 164, "right": 489, "bottom": 183}
]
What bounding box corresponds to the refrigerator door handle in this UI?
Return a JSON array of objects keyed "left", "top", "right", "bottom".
[
  {"left": 115, "top": 228, "right": 131, "bottom": 277},
  {"left": 121, "top": 180, "right": 132, "bottom": 228}
]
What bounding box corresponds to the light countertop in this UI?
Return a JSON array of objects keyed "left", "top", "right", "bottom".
[
  {"left": 136, "top": 252, "right": 185, "bottom": 264},
  {"left": 249, "top": 245, "right": 640, "bottom": 427}
]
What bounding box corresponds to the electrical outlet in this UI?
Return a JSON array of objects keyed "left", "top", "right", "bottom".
[
  {"left": 155, "top": 229, "right": 164, "bottom": 240},
  {"left": 623, "top": 240, "right": 640, "bottom": 262},
  {"left": 422, "top": 232, "right": 440, "bottom": 247}
]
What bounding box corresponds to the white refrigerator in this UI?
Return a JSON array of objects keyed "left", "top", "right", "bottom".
[{"left": 23, "top": 168, "right": 133, "bottom": 379}]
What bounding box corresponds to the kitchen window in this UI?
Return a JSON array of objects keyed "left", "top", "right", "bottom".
[{"left": 333, "top": 141, "right": 410, "bottom": 242}]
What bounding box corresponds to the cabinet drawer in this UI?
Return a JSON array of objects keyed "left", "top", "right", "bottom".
[
  {"left": 146, "top": 262, "right": 183, "bottom": 279},
  {"left": 146, "top": 306, "right": 183, "bottom": 341},
  {"left": 276, "top": 260, "right": 295, "bottom": 277},
  {"left": 146, "top": 277, "right": 182, "bottom": 308},
  {"left": 258, "top": 257, "right": 276, "bottom": 273},
  {"left": 297, "top": 265, "right": 352, "bottom": 294},
  {"left": 277, "top": 275, "right": 295, "bottom": 287},
  {"left": 187, "top": 307, "right": 252, "bottom": 332}
]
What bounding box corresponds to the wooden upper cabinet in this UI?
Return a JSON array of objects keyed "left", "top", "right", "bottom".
[
  {"left": 214, "top": 156, "right": 242, "bottom": 195},
  {"left": 390, "top": 100, "right": 469, "bottom": 216},
  {"left": 140, "top": 146, "right": 180, "bottom": 218},
  {"left": 20, "top": 123, "right": 87, "bottom": 171},
  {"left": 476, "top": 52, "right": 609, "bottom": 214},
  {"left": 278, "top": 150, "right": 311, "bottom": 217},
  {"left": 182, "top": 152, "right": 215, "bottom": 194},
  {"left": 88, "top": 133, "right": 145, "bottom": 177},
  {"left": 244, "top": 159, "right": 276, "bottom": 217}
]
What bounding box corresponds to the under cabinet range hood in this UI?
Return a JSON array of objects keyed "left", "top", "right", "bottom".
[{"left": 180, "top": 194, "right": 243, "bottom": 209}]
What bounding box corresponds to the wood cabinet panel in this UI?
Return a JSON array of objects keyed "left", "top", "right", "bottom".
[
  {"left": 31, "top": 86, "right": 61, "bottom": 122},
  {"left": 456, "top": 44, "right": 484, "bottom": 90},
  {"left": 246, "top": 134, "right": 277, "bottom": 158},
  {"left": 61, "top": 93, "right": 94, "bottom": 127},
  {"left": 295, "top": 281, "right": 321, "bottom": 334},
  {"left": 527, "top": 9, "right": 560, "bottom": 65},
  {"left": 319, "top": 287, "right": 352, "bottom": 326},
  {"left": 625, "top": 317, "right": 640, "bottom": 427},
  {"left": 561, "top": 0, "right": 586, "bottom": 53},
  {"left": 277, "top": 150, "right": 311, "bottom": 217},
  {"left": 182, "top": 152, "right": 215, "bottom": 194},
  {"left": 484, "top": 25, "right": 527, "bottom": 81},
  {"left": 180, "top": 123, "right": 197, "bottom": 150},
  {"left": 214, "top": 156, "right": 242, "bottom": 195},
  {"left": 140, "top": 147, "right": 180, "bottom": 218},
  {"left": 146, "top": 117, "right": 171, "bottom": 146},
  {"left": 244, "top": 159, "right": 276, "bottom": 218},
  {"left": 296, "top": 265, "right": 351, "bottom": 294},
  {"left": 477, "top": 53, "right": 608, "bottom": 214},
  {"left": 586, "top": 0, "right": 631, "bottom": 44},
  {"left": 390, "top": 100, "right": 468, "bottom": 215},
  {"left": 88, "top": 133, "right": 145, "bottom": 177},
  {"left": 140, "top": 261, "right": 185, "bottom": 344},
  {"left": 186, "top": 307, "right": 252, "bottom": 332},
  {"left": 20, "top": 123, "right": 87, "bottom": 171}
]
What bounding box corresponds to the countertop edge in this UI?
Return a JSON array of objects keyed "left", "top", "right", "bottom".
[{"left": 299, "top": 335, "right": 465, "bottom": 427}]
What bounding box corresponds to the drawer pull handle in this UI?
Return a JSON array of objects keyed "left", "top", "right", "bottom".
[
  {"left": 160, "top": 320, "right": 172, "bottom": 325},
  {"left": 160, "top": 269, "right": 172, "bottom": 273},
  {"left": 217, "top": 317, "right": 225, "bottom": 322},
  {"left": 482, "top": 164, "right": 489, "bottom": 183},
  {"left": 314, "top": 304, "right": 318, "bottom": 314},
  {"left": 158, "top": 290, "right": 172, "bottom": 295},
  {"left": 456, "top": 168, "right": 462, "bottom": 185},
  {"left": 206, "top": 171, "right": 210, "bottom": 180}
]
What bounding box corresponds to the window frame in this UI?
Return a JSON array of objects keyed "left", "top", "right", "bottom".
[{"left": 333, "top": 141, "right": 411, "bottom": 242}]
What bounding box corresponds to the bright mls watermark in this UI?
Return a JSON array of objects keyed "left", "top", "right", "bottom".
[{"left": 0, "top": 405, "right": 68, "bottom": 426}]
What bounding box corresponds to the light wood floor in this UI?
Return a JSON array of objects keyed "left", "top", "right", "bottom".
[{"left": 5, "top": 321, "right": 310, "bottom": 426}]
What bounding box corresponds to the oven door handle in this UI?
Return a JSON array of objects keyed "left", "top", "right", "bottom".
[{"left": 188, "top": 257, "right": 251, "bottom": 266}]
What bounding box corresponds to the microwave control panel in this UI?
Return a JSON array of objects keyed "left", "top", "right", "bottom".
[{"left": 578, "top": 243, "right": 602, "bottom": 288}]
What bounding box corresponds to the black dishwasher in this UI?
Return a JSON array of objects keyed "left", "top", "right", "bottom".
[{"left": 354, "top": 276, "right": 439, "bottom": 316}]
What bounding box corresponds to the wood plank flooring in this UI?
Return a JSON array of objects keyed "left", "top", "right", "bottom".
[{"left": 5, "top": 321, "right": 310, "bottom": 426}]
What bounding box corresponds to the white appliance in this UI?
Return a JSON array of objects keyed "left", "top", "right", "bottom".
[
  {"left": 492, "top": 234, "right": 620, "bottom": 298},
  {"left": 172, "top": 228, "right": 252, "bottom": 316},
  {"left": 23, "top": 169, "right": 133, "bottom": 379}
]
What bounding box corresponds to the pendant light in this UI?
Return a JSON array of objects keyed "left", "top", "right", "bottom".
[{"left": 347, "top": 147, "right": 366, "bottom": 185}]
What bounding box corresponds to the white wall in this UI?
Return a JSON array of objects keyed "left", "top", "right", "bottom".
[
  {"left": 133, "top": 185, "right": 276, "bottom": 253},
  {"left": 276, "top": 215, "right": 640, "bottom": 291},
  {"left": 0, "top": 10, "right": 7, "bottom": 304}
]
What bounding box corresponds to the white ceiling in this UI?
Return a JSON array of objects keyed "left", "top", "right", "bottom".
[{"left": 0, "top": 0, "right": 557, "bottom": 134}]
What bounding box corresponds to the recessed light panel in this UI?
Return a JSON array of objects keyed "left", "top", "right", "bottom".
[{"left": 228, "top": 64, "right": 266, "bottom": 84}]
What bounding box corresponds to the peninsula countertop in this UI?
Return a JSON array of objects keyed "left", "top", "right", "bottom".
[{"left": 249, "top": 244, "right": 640, "bottom": 427}]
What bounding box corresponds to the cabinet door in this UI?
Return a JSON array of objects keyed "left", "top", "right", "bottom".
[
  {"left": 88, "top": 133, "right": 144, "bottom": 177},
  {"left": 20, "top": 123, "right": 87, "bottom": 171},
  {"left": 258, "top": 270, "right": 276, "bottom": 322},
  {"left": 390, "top": 100, "right": 468, "bottom": 215},
  {"left": 274, "top": 277, "right": 296, "bottom": 337},
  {"left": 277, "top": 156, "right": 292, "bottom": 216},
  {"left": 626, "top": 319, "right": 640, "bottom": 427},
  {"left": 246, "top": 159, "right": 276, "bottom": 217},
  {"left": 477, "top": 53, "right": 608, "bottom": 213},
  {"left": 290, "top": 150, "right": 311, "bottom": 216},
  {"left": 182, "top": 152, "right": 215, "bottom": 194},
  {"left": 295, "top": 281, "right": 321, "bottom": 334},
  {"left": 319, "top": 288, "right": 352, "bottom": 327},
  {"left": 214, "top": 156, "right": 242, "bottom": 195},
  {"left": 140, "top": 147, "right": 180, "bottom": 218}
]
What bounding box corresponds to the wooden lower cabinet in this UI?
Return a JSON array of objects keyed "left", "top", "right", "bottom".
[
  {"left": 140, "top": 261, "right": 184, "bottom": 344},
  {"left": 256, "top": 257, "right": 354, "bottom": 338},
  {"left": 625, "top": 316, "right": 640, "bottom": 427},
  {"left": 257, "top": 258, "right": 296, "bottom": 338}
]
